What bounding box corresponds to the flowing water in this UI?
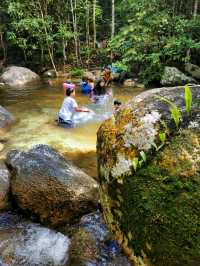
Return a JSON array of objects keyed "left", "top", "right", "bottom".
[{"left": 0, "top": 78, "right": 144, "bottom": 177}]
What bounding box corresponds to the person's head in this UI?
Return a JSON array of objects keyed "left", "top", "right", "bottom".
[
  {"left": 104, "top": 66, "right": 111, "bottom": 73},
  {"left": 113, "top": 100, "right": 122, "bottom": 110},
  {"left": 63, "top": 82, "right": 76, "bottom": 97}
]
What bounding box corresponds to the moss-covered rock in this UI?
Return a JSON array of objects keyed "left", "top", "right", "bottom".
[{"left": 97, "top": 85, "right": 200, "bottom": 266}]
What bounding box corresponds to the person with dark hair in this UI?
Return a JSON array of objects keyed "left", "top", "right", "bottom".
[
  {"left": 58, "top": 83, "right": 90, "bottom": 128},
  {"left": 113, "top": 99, "right": 122, "bottom": 116}
]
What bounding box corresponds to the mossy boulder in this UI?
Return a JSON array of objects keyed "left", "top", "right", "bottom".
[{"left": 97, "top": 85, "right": 200, "bottom": 266}]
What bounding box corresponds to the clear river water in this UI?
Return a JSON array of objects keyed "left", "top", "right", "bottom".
[{"left": 0, "top": 78, "right": 144, "bottom": 178}]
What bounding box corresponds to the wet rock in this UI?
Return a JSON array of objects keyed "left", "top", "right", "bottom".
[
  {"left": 0, "top": 66, "right": 40, "bottom": 87},
  {"left": 0, "top": 161, "right": 10, "bottom": 210},
  {"left": 0, "top": 212, "right": 70, "bottom": 266},
  {"left": 6, "top": 145, "right": 99, "bottom": 226},
  {"left": 82, "top": 71, "right": 96, "bottom": 81},
  {"left": 185, "top": 63, "right": 200, "bottom": 80},
  {"left": 68, "top": 211, "right": 131, "bottom": 266},
  {"left": 123, "top": 79, "right": 136, "bottom": 87},
  {"left": 42, "top": 69, "right": 57, "bottom": 78},
  {"left": 97, "top": 85, "right": 200, "bottom": 266},
  {"left": 161, "top": 66, "right": 196, "bottom": 86},
  {"left": 0, "top": 105, "right": 15, "bottom": 132}
]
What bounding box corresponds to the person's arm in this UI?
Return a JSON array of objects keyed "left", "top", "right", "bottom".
[{"left": 75, "top": 107, "right": 90, "bottom": 112}]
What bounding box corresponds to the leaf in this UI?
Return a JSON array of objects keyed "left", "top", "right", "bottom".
[
  {"left": 139, "top": 160, "right": 143, "bottom": 167},
  {"left": 151, "top": 142, "right": 158, "bottom": 151},
  {"left": 132, "top": 157, "right": 139, "bottom": 172},
  {"left": 159, "top": 132, "right": 166, "bottom": 143},
  {"left": 140, "top": 151, "right": 147, "bottom": 163},
  {"left": 184, "top": 84, "right": 192, "bottom": 115},
  {"left": 170, "top": 105, "right": 181, "bottom": 128}
]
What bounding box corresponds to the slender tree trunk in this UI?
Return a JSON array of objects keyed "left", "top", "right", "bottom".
[
  {"left": 86, "top": 0, "right": 90, "bottom": 67},
  {"left": 111, "top": 0, "right": 115, "bottom": 39},
  {"left": 37, "top": 0, "right": 57, "bottom": 75},
  {"left": 193, "top": 0, "right": 198, "bottom": 19},
  {"left": 93, "top": 0, "right": 96, "bottom": 48},
  {"left": 0, "top": 32, "right": 6, "bottom": 61},
  {"left": 70, "top": 0, "right": 79, "bottom": 64}
]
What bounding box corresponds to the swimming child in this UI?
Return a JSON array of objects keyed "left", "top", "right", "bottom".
[{"left": 58, "top": 83, "right": 90, "bottom": 128}]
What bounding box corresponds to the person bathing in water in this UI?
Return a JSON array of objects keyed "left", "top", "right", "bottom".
[
  {"left": 92, "top": 66, "right": 112, "bottom": 102},
  {"left": 58, "top": 83, "right": 90, "bottom": 128}
]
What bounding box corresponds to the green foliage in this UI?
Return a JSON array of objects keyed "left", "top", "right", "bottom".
[
  {"left": 157, "top": 95, "right": 182, "bottom": 128},
  {"left": 132, "top": 151, "right": 147, "bottom": 172},
  {"left": 184, "top": 84, "right": 193, "bottom": 115},
  {"left": 70, "top": 68, "right": 84, "bottom": 77},
  {"left": 110, "top": 0, "right": 200, "bottom": 85}
]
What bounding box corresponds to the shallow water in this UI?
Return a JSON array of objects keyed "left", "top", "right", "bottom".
[{"left": 0, "top": 78, "right": 144, "bottom": 176}]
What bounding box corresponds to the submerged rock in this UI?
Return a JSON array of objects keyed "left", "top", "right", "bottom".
[
  {"left": 68, "top": 211, "right": 131, "bottom": 266},
  {"left": 6, "top": 145, "right": 99, "bottom": 226},
  {"left": 0, "top": 212, "right": 70, "bottom": 266},
  {"left": 0, "top": 105, "right": 15, "bottom": 132},
  {"left": 0, "top": 161, "right": 10, "bottom": 210},
  {"left": 97, "top": 85, "right": 200, "bottom": 266},
  {"left": 0, "top": 66, "right": 40, "bottom": 87},
  {"left": 161, "top": 66, "right": 196, "bottom": 86}
]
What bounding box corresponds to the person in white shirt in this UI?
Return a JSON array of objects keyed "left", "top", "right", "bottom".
[{"left": 58, "top": 83, "right": 90, "bottom": 128}]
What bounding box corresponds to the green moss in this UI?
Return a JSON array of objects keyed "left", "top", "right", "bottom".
[{"left": 101, "top": 130, "right": 200, "bottom": 266}]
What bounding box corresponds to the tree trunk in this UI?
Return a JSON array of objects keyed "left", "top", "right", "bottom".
[
  {"left": 111, "top": 0, "right": 115, "bottom": 38},
  {"left": 86, "top": 0, "right": 90, "bottom": 67},
  {"left": 93, "top": 0, "right": 96, "bottom": 49},
  {"left": 37, "top": 0, "right": 57, "bottom": 75},
  {"left": 193, "top": 0, "right": 198, "bottom": 19},
  {"left": 70, "top": 0, "right": 79, "bottom": 64},
  {"left": 0, "top": 32, "right": 6, "bottom": 62}
]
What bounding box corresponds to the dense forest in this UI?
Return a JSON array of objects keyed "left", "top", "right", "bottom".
[{"left": 0, "top": 0, "right": 200, "bottom": 84}]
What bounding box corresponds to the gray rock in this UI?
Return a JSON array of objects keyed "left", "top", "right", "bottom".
[
  {"left": 6, "top": 145, "right": 99, "bottom": 226},
  {"left": 42, "top": 69, "right": 57, "bottom": 78},
  {"left": 0, "top": 105, "right": 15, "bottom": 131},
  {"left": 0, "top": 161, "right": 10, "bottom": 210},
  {"left": 161, "top": 66, "right": 196, "bottom": 86},
  {"left": 0, "top": 212, "right": 70, "bottom": 266},
  {"left": 185, "top": 63, "right": 200, "bottom": 80},
  {"left": 0, "top": 66, "right": 40, "bottom": 87}
]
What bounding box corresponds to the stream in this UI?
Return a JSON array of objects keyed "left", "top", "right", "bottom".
[{"left": 0, "top": 78, "right": 144, "bottom": 265}]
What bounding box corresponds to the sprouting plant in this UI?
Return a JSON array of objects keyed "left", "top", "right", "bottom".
[
  {"left": 140, "top": 151, "right": 147, "bottom": 163},
  {"left": 151, "top": 132, "right": 166, "bottom": 151},
  {"left": 132, "top": 157, "right": 139, "bottom": 172},
  {"left": 184, "top": 84, "right": 192, "bottom": 115},
  {"left": 159, "top": 132, "right": 166, "bottom": 144},
  {"left": 156, "top": 96, "right": 182, "bottom": 129},
  {"left": 132, "top": 151, "right": 147, "bottom": 172},
  {"left": 169, "top": 105, "right": 181, "bottom": 128}
]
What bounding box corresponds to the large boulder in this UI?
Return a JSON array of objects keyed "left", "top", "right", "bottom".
[
  {"left": 97, "top": 85, "right": 200, "bottom": 266},
  {"left": 6, "top": 145, "right": 99, "bottom": 226},
  {"left": 0, "top": 212, "right": 70, "bottom": 266},
  {"left": 0, "top": 161, "right": 10, "bottom": 210},
  {"left": 0, "top": 66, "right": 40, "bottom": 87},
  {"left": 185, "top": 63, "right": 200, "bottom": 80},
  {"left": 0, "top": 105, "right": 15, "bottom": 133},
  {"left": 161, "top": 66, "right": 196, "bottom": 86}
]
